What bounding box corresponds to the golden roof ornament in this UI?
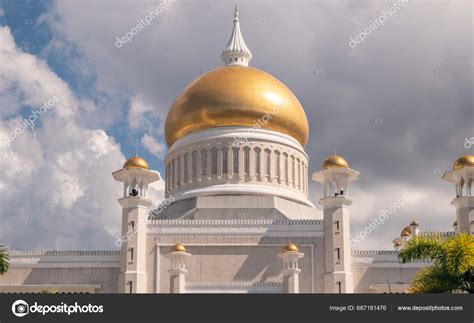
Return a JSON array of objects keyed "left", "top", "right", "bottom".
[
  {"left": 322, "top": 155, "right": 350, "bottom": 169},
  {"left": 170, "top": 243, "right": 187, "bottom": 253},
  {"left": 283, "top": 242, "right": 299, "bottom": 253},
  {"left": 123, "top": 156, "right": 150, "bottom": 170},
  {"left": 453, "top": 154, "right": 474, "bottom": 170}
]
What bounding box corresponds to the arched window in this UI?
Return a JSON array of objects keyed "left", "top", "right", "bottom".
[
  {"left": 177, "top": 156, "right": 182, "bottom": 184},
  {"left": 274, "top": 150, "right": 281, "bottom": 179},
  {"left": 174, "top": 158, "right": 178, "bottom": 185},
  {"left": 254, "top": 147, "right": 261, "bottom": 176},
  {"left": 192, "top": 151, "right": 198, "bottom": 178},
  {"left": 265, "top": 149, "right": 271, "bottom": 177},
  {"left": 201, "top": 149, "right": 207, "bottom": 176},
  {"left": 283, "top": 152, "right": 289, "bottom": 182},
  {"left": 303, "top": 163, "right": 307, "bottom": 191},
  {"left": 222, "top": 147, "right": 228, "bottom": 174},
  {"left": 211, "top": 147, "right": 218, "bottom": 175},
  {"left": 243, "top": 147, "right": 250, "bottom": 174},
  {"left": 290, "top": 155, "right": 295, "bottom": 183},
  {"left": 170, "top": 159, "right": 174, "bottom": 188},
  {"left": 232, "top": 147, "right": 239, "bottom": 174},
  {"left": 166, "top": 162, "right": 170, "bottom": 190},
  {"left": 296, "top": 158, "right": 301, "bottom": 188},
  {"left": 183, "top": 153, "right": 189, "bottom": 182}
]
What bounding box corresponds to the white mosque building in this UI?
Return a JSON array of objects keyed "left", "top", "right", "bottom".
[{"left": 1, "top": 8, "right": 473, "bottom": 294}]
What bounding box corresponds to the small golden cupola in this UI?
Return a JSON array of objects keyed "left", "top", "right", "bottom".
[
  {"left": 170, "top": 243, "right": 187, "bottom": 253},
  {"left": 282, "top": 242, "right": 299, "bottom": 253},
  {"left": 322, "top": 155, "right": 350, "bottom": 169},
  {"left": 409, "top": 219, "right": 419, "bottom": 226},
  {"left": 400, "top": 226, "right": 412, "bottom": 237},
  {"left": 123, "top": 156, "right": 150, "bottom": 170},
  {"left": 453, "top": 154, "right": 474, "bottom": 170}
]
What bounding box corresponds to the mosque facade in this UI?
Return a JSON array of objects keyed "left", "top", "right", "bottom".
[{"left": 1, "top": 8, "right": 472, "bottom": 294}]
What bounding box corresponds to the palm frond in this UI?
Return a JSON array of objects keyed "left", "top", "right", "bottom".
[
  {"left": 444, "top": 234, "right": 474, "bottom": 276},
  {"left": 398, "top": 235, "right": 445, "bottom": 264},
  {"left": 0, "top": 245, "right": 9, "bottom": 275},
  {"left": 402, "top": 233, "right": 474, "bottom": 293},
  {"left": 410, "top": 265, "right": 463, "bottom": 294}
]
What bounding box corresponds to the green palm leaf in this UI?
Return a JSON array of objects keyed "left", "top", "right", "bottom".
[
  {"left": 0, "top": 245, "right": 9, "bottom": 275},
  {"left": 444, "top": 234, "right": 474, "bottom": 276},
  {"left": 399, "top": 233, "right": 474, "bottom": 293},
  {"left": 410, "top": 265, "right": 463, "bottom": 293},
  {"left": 398, "top": 235, "right": 445, "bottom": 263}
]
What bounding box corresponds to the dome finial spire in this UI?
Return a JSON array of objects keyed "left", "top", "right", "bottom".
[{"left": 221, "top": 5, "right": 252, "bottom": 66}]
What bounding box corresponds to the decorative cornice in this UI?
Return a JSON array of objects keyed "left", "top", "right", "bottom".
[
  {"left": 418, "top": 231, "right": 456, "bottom": 238},
  {"left": 186, "top": 281, "right": 282, "bottom": 287},
  {"left": 351, "top": 250, "right": 399, "bottom": 256},
  {"left": 8, "top": 250, "right": 120, "bottom": 256},
  {"left": 147, "top": 219, "right": 324, "bottom": 237},
  {"left": 149, "top": 219, "right": 322, "bottom": 225},
  {"left": 351, "top": 249, "right": 428, "bottom": 267}
]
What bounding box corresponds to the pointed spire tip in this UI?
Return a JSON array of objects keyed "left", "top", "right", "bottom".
[{"left": 222, "top": 5, "right": 252, "bottom": 66}]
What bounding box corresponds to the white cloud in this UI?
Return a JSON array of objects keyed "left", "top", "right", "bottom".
[
  {"left": 141, "top": 133, "right": 165, "bottom": 158},
  {"left": 2, "top": 1, "right": 468, "bottom": 252},
  {"left": 0, "top": 29, "right": 77, "bottom": 119},
  {"left": 128, "top": 95, "right": 154, "bottom": 130},
  {"left": 0, "top": 26, "right": 159, "bottom": 250}
]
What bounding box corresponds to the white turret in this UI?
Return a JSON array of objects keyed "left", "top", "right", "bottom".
[
  {"left": 312, "top": 154, "right": 359, "bottom": 293},
  {"left": 166, "top": 243, "right": 191, "bottom": 293},
  {"left": 278, "top": 243, "right": 304, "bottom": 294},
  {"left": 113, "top": 156, "right": 160, "bottom": 293},
  {"left": 442, "top": 154, "right": 474, "bottom": 235},
  {"left": 221, "top": 6, "right": 252, "bottom": 66}
]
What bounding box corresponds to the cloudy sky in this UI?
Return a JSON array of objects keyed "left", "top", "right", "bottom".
[{"left": 0, "top": 0, "right": 472, "bottom": 251}]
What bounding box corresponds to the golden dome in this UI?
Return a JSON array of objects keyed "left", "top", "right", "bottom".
[
  {"left": 282, "top": 242, "right": 299, "bottom": 253},
  {"left": 164, "top": 65, "right": 309, "bottom": 147},
  {"left": 401, "top": 226, "right": 412, "bottom": 237},
  {"left": 394, "top": 242, "right": 401, "bottom": 247},
  {"left": 410, "top": 219, "right": 419, "bottom": 226},
  {"left": 170, "top": 243, "right": 187, "bottom": 253},
  {"left": 322, "top": 155, "right": 349, "bottom": 169},
  {"left": 453, "top": 154, "right": 474, "bottom": 170},
  {"left": 123, "top": 156, "right": 149, "bottom": 170}
]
